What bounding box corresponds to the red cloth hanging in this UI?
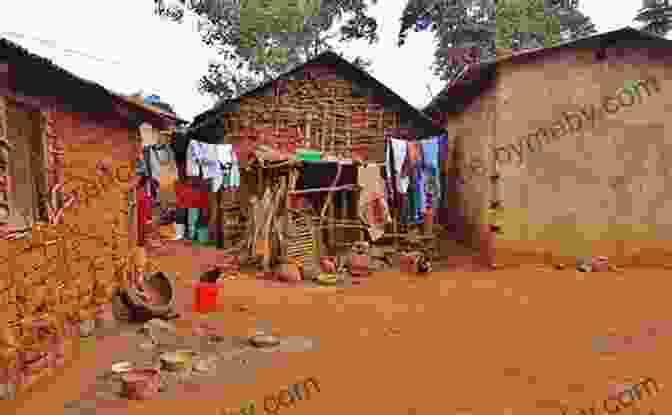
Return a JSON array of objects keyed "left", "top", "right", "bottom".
[
  {"left": 136, "top": 181, "right": 152, "bottom": 246},
  {"left": 175, "top": 181, "right": 209, "bottom": 209}
]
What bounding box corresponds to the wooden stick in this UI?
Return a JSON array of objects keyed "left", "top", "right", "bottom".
[
  {"left": 289, "top": 184, "right": 358, "bottom": 195},
  {"left": 328, "top": 194, "right": 335, "bottom": 250},
  {"left": 313, "top": 224, "right": 369, "bottom": 230}
]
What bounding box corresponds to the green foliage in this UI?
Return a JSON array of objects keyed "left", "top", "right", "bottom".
[
  {"left": 634, "top": 0, "right": 672, "bottom": 36},
  {"left": 154, "top": 0, "right": 378, "bottom": 100},
  {"left": 239, "top": 0, "right": 322, "bottom": 49},
  {"left": 398, "top": 0, "right": 595, "bottom": 82},
  {"left": 495, "top": 0, "right": 561, "bottom": 50}
]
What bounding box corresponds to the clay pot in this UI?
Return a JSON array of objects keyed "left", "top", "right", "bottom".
[
  {"left": 400, "top": 254, "right": 419, "bottom": 273},
  {"left": 121, "top": 368, "right": 161, "bottom": 400},
  {"left": 276, "top": 263, "right": 301, "bottom": 283},
  {"left": 319, "top": 256, "right": 337, "bottom": 274},
  {"left": 592, "top": 256, "right": 610, "bottom": 272},
  {"left": 350, "top": 255, "right": 370, "bottom": 277}
]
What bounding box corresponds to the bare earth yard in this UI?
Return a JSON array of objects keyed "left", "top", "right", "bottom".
[{"left": 2, "top": 259, "right": 670, "bottom": 415}]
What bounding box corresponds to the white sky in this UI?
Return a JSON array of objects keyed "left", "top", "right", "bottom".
[{"left": 0, "top": 0, "right": 642, "bottom": 121}]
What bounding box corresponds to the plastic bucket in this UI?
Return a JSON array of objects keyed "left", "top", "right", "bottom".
[{"left": 194, "top": 282, "right": 218, "bottom": 313}]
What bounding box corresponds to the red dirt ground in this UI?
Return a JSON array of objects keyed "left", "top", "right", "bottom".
[{"left": 2, "top": 251, "right": 671, "bottom": 415}]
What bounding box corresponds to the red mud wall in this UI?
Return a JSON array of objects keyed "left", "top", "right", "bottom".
[{"left": 0, "top": 100, "right": 139, "bottom": 398}]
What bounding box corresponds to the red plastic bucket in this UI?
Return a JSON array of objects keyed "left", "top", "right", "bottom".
[{"left": 193, "top": 282, "right": 219, "bottom": 313}]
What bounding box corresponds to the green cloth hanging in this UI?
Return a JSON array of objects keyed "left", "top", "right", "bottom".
[{"left": 187, "top": 208, "right": 200, "bottom": 240}]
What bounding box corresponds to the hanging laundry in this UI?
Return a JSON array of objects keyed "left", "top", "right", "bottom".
[
  {"left": 135, "top": 156, "right": 149, "bottom": 177},
  {"left": 136, "top": 178, "right": 153, "bottom": 246},
  {"left": 231, "top": 150, "right": 241, "bottom": 187},
  {"left": 407, "top": 141, "right": 423, "bottom": 166},
  {"left": 438, "top": 134, "right": 450, "bottom": 165},
  {"left": 146, "top": 177, "right": 160, "bottom": 208},
  {"left": 187, "top": 140, "right": 219, "bottom": 178},
  {"left": 203, "top": 143, "right": 219, "bottom": 179},
  {"left": 421, "top": 136, "right": 441, "bottom": 214},
  {"left": 153, "top": 143, "right": 175, "bottom": 164},
  {"left": 143, "top": 146, "right": 162, "bottom": 181},
  {"left": 383, "top": 138, "right": 397, "bottom": 210},
  {"left": 411, "top": 164, "right": 425, "bottom": 224},
  {"left": 386, "top": 138, "right": 408, "bottom": 194},
  {"left": 403, "top": 171, "right": 418, "bottom": 225},
  {"left": 215, "top": 144, "right": 241, "bottom": 191},
  {"left": 175, "top": 206, "right": 188, "bottom": 240},
  {"left": 357, "top": 164, "right": 390, "bottom": 241},
  {"left": 175, "top": 179, "right": 209, "bottom": 209},
  {"left": 171, "top": 135, "right": 190, "bottom": 167},
  {"left": 187, "top": 208, "right": 200, "bottom": 241},
  {"left": 186, "top": 140, "right": 202, "bottom": 176},
  {"left": 421, "top": 137, "right": 439, "bottom": 172}
]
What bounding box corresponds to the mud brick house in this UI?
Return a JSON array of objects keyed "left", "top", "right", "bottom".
[
  {"left": 423, "top": 27, "right": 672, "bottom": 266},
  {"left": 188, "top": 51, "right": 446, "bottom": 267},
  {"left": 0, "top": 37, "right": 181, "bottom": 398}
]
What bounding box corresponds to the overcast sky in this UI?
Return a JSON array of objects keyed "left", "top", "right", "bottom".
[{"left": 0, "top": 0, "right": 642, "bottom": 121}]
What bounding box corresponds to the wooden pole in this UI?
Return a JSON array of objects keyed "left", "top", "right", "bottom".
[
  {"left": 305, "top": 113, "right": 312, "bottom": 148},
  {"left": 321, "top": 107, "right": 327, "bottom": 153}
]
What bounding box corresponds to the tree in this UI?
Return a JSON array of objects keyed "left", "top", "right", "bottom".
[
  {"left": 154, "top": 0, "right": 379, "bottom": 99},
  {"left": 634, "top": 0, "right": 672, "bottom": 37},
  {"left": 398, "top": 0, "right": 596, "bottom": 82},
  {"left": 496, "top": 0, "right": 561, "bottom": 50}
]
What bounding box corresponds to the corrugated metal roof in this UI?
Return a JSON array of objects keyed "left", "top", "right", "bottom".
[
  {"left": 0, "top": 37, "right": 185, "bottom": 126},
  {"left": 423, "top": 26, "right": 671, "bottom": 115}
]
